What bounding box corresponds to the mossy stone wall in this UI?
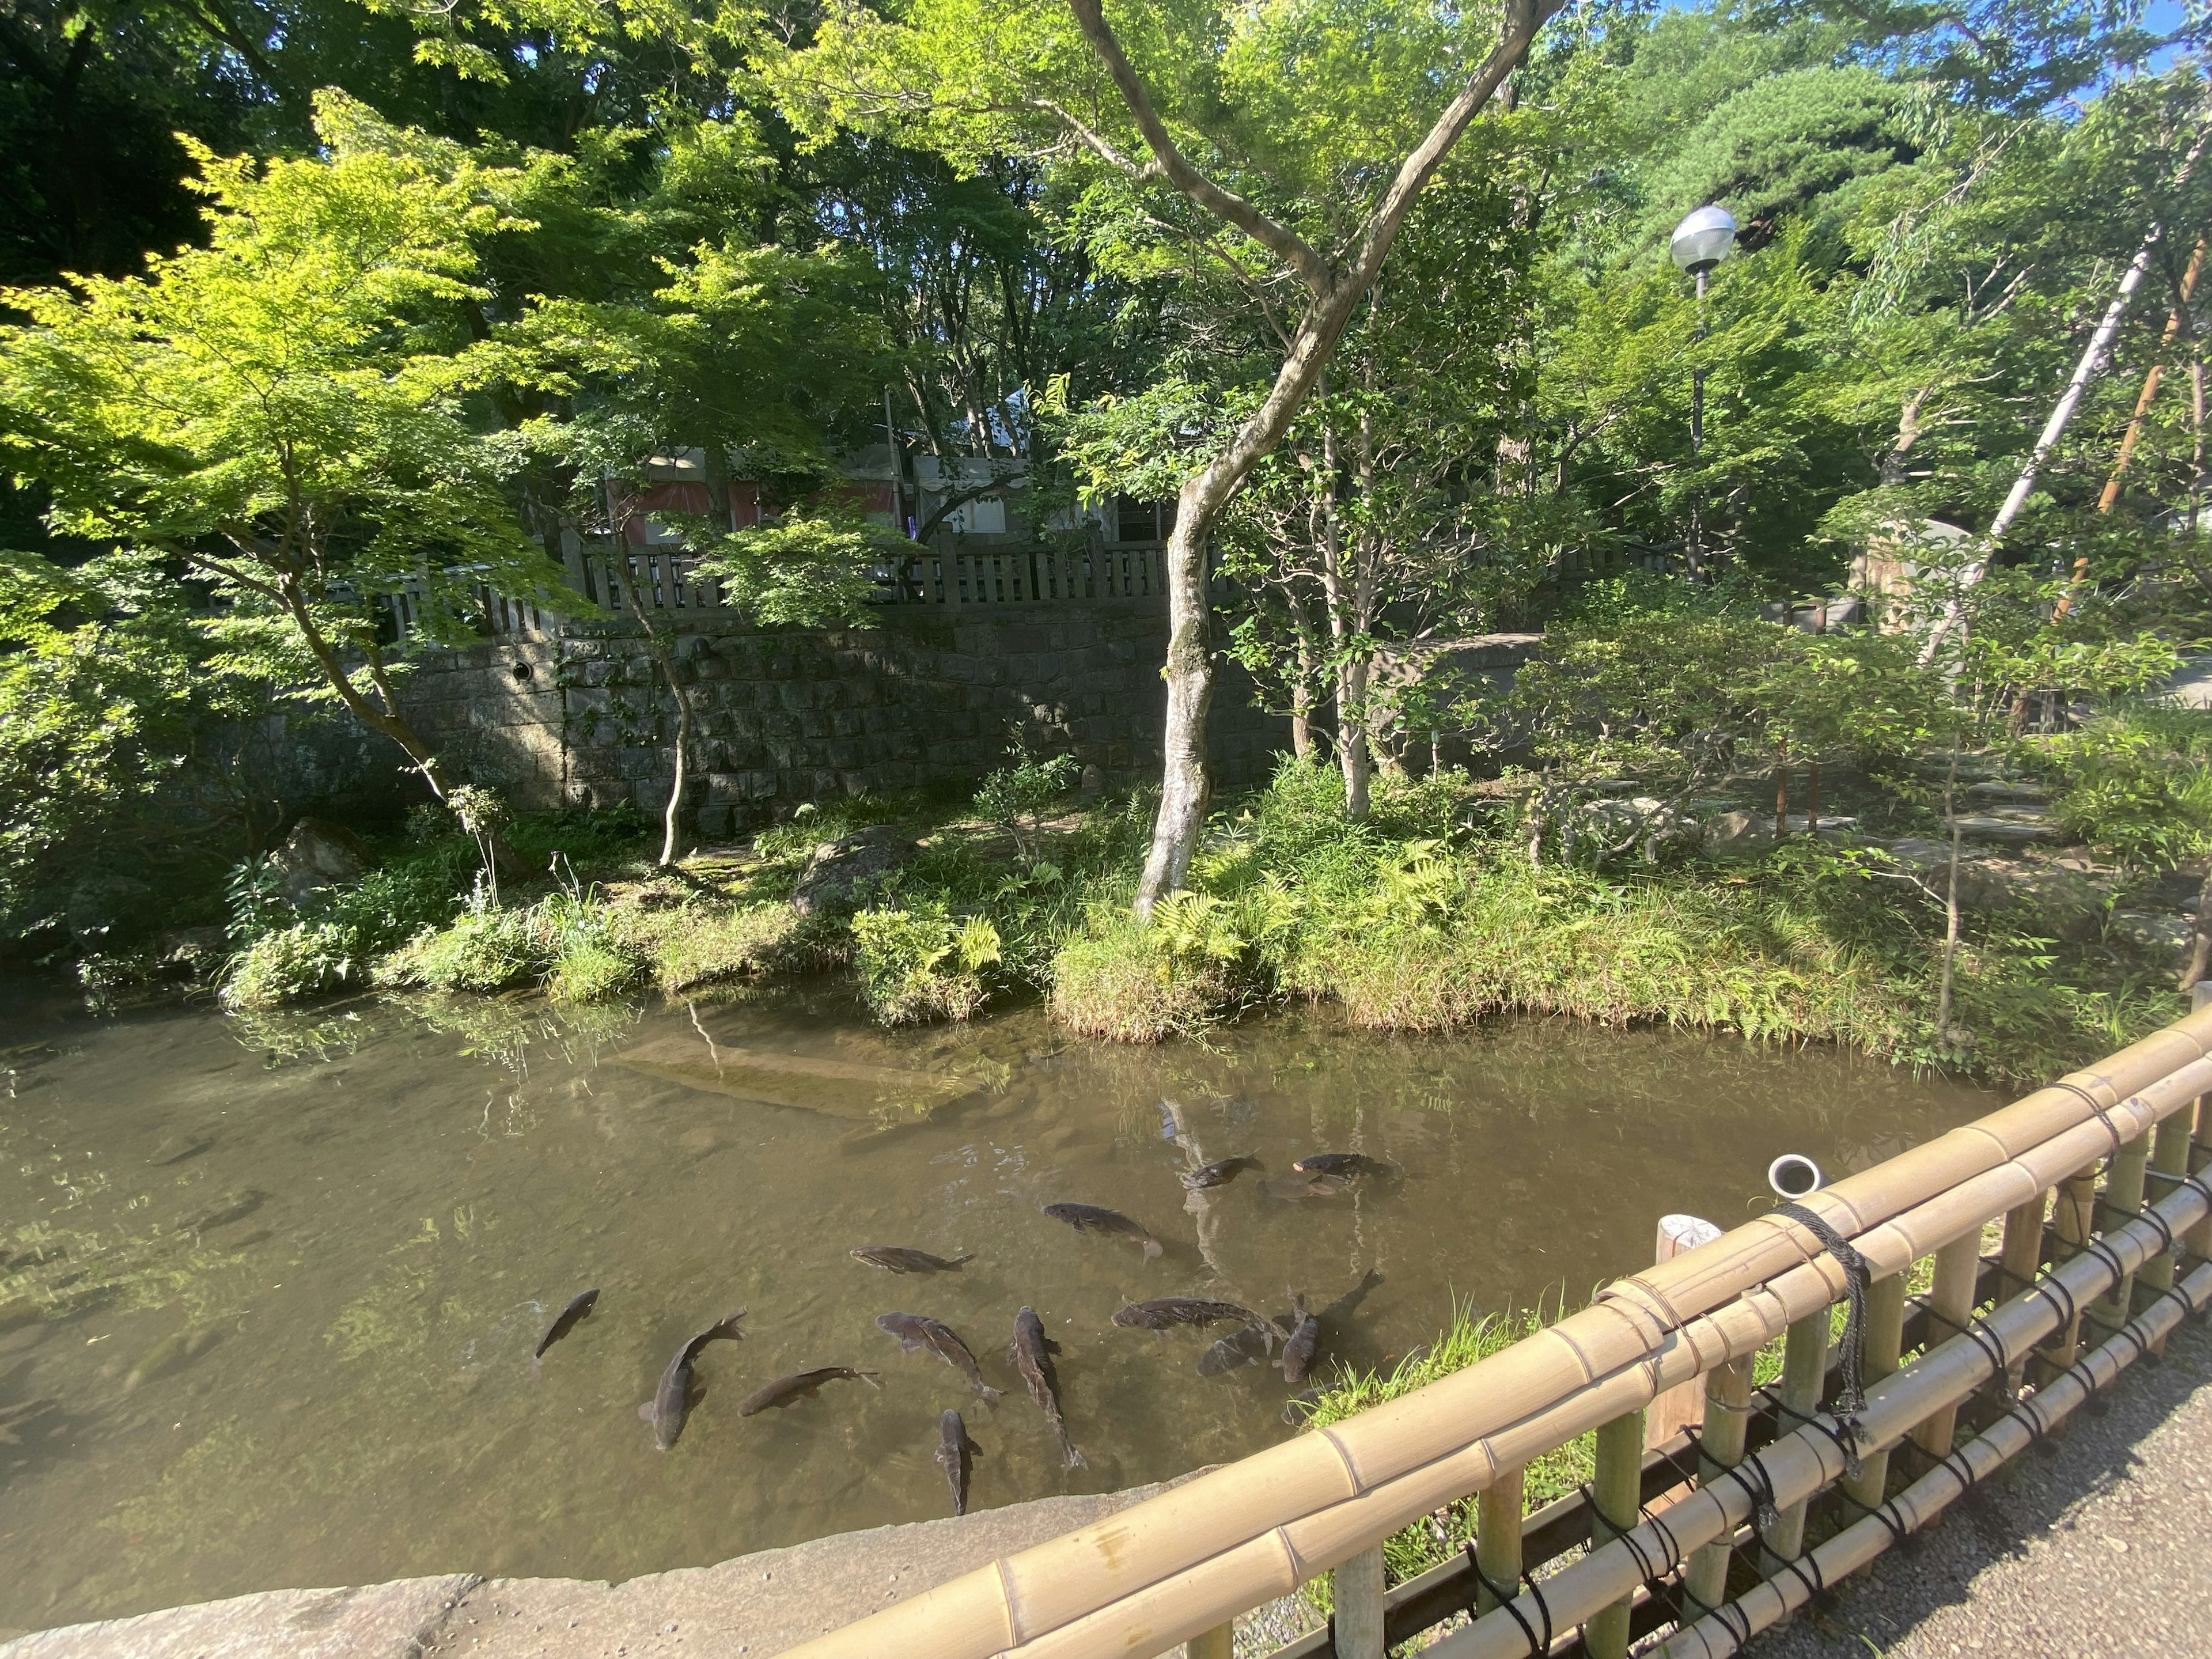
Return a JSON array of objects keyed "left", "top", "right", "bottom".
[{"left": 395, "top": 604, "right": 1289, "bottom": 836}]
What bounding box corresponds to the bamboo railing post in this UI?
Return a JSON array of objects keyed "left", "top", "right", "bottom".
[
  {"left": 1762, "top": 1309, "right": 1829, "bottom": 1567},
  {"left": 1683, "top": 1358, "right": 1751, "bottom": 1612},
  {"left": 2044, "top": 1164, "right": 2101, "bottom": 1373},
  {"left": 2143, "top": 1111, "right": 2193, "bottom": 1355},
  {"left": 2092, "top": 1127, "right": 2152, "bottom": 1335},
  {"left": 2184, "top": 982, "right": 2212, "bottom": 1268},
  {"left": 1184, "top": 1622, "right": 1234, "bottom": 1659},
  {"left": 1999, "top": 1190, "right": 2048, "bottom": 1391},
  {"left": 1840, "top": 1270, "right": 1909, "bottom": 1524},
  {"left": 1586, "top": 1409, "right": 1646, "bottom": 1659},
  {"left": 1474, "top": 1467, "right": 1525, "bottom": 1613},
  {"left": 1332, "top": 1543, "right": 1385, "bottom": 1659},
  {"left": 1910, "top": 1232, "right": 1982, "bottom": 1465}
]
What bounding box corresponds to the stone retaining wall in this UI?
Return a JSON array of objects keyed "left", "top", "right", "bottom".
[{"left": 396, "top": 604, "right": 1289, "bottom": 836}]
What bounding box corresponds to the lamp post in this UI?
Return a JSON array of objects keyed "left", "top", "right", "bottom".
[{"left": 1669, "top": 204, "right": 1736, "bottom": 575}]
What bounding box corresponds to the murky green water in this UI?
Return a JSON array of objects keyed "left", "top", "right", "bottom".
[{"left": 0, "top": 977, "right": 1998, "bottom": 1636}]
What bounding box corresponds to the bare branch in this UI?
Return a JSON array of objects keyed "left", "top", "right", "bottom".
[{"left": 1062, "top": 0, "right": 1332, "bottom": 291}]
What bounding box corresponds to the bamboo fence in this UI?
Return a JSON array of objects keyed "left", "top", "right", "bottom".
[{"left": 775, "top": 1001, "right": 2212, "bottom": 1659}]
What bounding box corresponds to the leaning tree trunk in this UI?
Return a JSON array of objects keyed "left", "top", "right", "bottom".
[
  {"left": 1100, "top": 0, "right": 1554, "bottom": 912},
  {"left": 1338, "top": 656, "right": 1373, "bottom": 822},
  {"left": 621, "top": 571, "right": 698, "bottom": 868}
]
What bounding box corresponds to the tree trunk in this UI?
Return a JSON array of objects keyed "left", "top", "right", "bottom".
[
  {"left": 2179, "top": 862, "right": 2212, "bottom": 992},
  {"left": 1088, "top": 0, "right": 1553, "bottom": 912},
  {"left": 1936, "top": 738, "right": 1965, "bottom": 1041},
  {"left": 1339, "top": 656, "right": 1372, "bottom": 821},
  {"left": 1773, "top": 737, "right": 1788, "bottom": 839},
  {"left": 620, "top": 569, "right": 698, "bottom": 867}
]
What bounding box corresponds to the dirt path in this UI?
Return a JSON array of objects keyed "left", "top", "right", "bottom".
[{"left": 1752, "top": 1313, "right": 2212, "bottom": 1658}]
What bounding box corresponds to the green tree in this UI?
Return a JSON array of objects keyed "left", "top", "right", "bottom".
[
  {"left": 774, "top": 0, "right": 1565, "bottom": 908},
  {"left": 0, "top": 95, "right": 568, "bottom": 807}
]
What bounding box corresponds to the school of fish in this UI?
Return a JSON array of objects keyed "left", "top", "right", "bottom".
[{"left": 524, "top": 1145, "right": 1396, "bottom": 1516}]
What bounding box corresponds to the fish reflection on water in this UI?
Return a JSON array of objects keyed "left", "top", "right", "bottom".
[{"left": 0, "top": 980, "right": 1999, "bottom": 1634}]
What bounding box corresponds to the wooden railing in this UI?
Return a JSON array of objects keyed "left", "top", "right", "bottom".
[
  {"left": 387, "top": 541, "right": 1172, "bottom": 639},
  {"left": 776, "top": 998, "right": 2212, "bottom": 1659}
]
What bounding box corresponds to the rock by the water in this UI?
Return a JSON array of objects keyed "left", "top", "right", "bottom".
[
  {"left": 1954, "top": 812, "right": 2063, "bottom": 846},
  {"left": 2111, "top": 911, "right": 2192, "bottom": 957},
  {"left": 1701, "top": 810, "right": 1775, "bottom": 857},
  {"left": 269, "top": 818, "right": 369, "bottom": 907},
  {"left": 791, "top": 824, "right": 914, "bottom": 916}
]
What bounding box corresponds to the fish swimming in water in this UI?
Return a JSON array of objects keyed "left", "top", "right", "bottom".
[
  {"left": 1181, "top": 1156, "right": 1264, "bottom": 1191},
  {"left": 876, "top": 1312, "right": 1003, "bottom": 1404},
  {"left": 1008, "top": 1307, "right": 1085, "bottom": 1471},
  {"left": 183, "top": 1190, "right": 270, "bottom": 1232},
  {"left": 1112, "top": 1298, "right": 1271, "bottom": 1342},
  {"left": 1259, "top": 1174, "right": 1346, "bottom": 1203},
  {"left": 533, "top": 1289, "right": 599, "bottom": 1360},
  {"left": 1278, "top": 1294, "right": 1320, "bottom": 1385},
  {"left": 1041, "top": 1202, "right": 1163, "bottom": 1259},
  {"left": 641, "top": 1309, "right": 747, "bottom": 1450},
  {"left": 736, "top": 1367, "right": 881, "bottom": 1416},
  {"left": 1198, "top": 1313, "right": 1298, "bottom": 1376},
  {"left": 935, "top": 1408, "right": 978, "bottom": 1515},
  {"left": 1317, "top": 1269, "right": 1385, "bottom": 1331},
  {"left": 1290, "top": 1152, "right": 1397, "bottom": 1180},
  {"left": 850, "top": 1246, "right": 974, "bottom": 1274}
]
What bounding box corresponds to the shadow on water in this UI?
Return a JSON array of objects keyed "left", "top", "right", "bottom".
[{"left": 0, "top": 975, "right": 1998, "bottom": 1635}]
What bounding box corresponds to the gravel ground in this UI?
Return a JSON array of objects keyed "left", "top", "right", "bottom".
[{"left": 1750, "top": 1312, "right": 2212, "bottom": 1659}]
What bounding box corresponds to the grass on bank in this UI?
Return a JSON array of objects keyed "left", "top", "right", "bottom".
[{"left": 208, "top": 748, "right": 2187, "bottom": 1088}]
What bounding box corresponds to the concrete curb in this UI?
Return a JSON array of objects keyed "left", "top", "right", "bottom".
[{"left": 2, "top": 1481, "right": 1192, "bottom": 1659}]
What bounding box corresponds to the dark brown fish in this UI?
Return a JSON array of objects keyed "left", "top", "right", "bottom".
[
  {"left": 1278, "top": 1295, "right": 1320, "bottom": 1385},
  {"left": 876, "top": 1312, "right": 1003, "bottom": 1404},
  {"left": 1290, "top": 1152, "right": 1396, "bottom": 1180},
  {"left": 533, "top": 1289, "right": 599, "bottom": 1359},
  {"left": 850, "top": 1246, "right": 974, "bottom": 1274},
  {"left": 641, "top": 1309, "right": 747, "bottom": 1450},
  {"left": 1198, "top": 1313, "right": 1297, "bottom": 1376},
  {"left": 1317, "top": 1269, "right": 1385, "bottom": 1332},
  {"left": 1181, "top": 1155, "right": 1264, "bottom": 1191},
  {"left": 1112, "top": 1298, "right": 1270, "bottom": 1340},
  {"left": 1008, "top": 1306, "right": 1085, "bottom": 1471},
  {"left": 1282, "top": 1386, "right": 1324, "bottom": 1425},
  {"left": 183, "top": 1190, "right": 269, "bottom": 1232},
  {"left": 1041, "top": 1202, "right": 1163, "bottom": 1259},
  {"left": 935, "top": 1408, "right": 978, "bottom": 1516},
  {"left": 1259, "top": 1175, "right": 1346, "bottom": 1203},
  {"left": 736, "top": 1367, "right": 880, "bottom": 1416}
]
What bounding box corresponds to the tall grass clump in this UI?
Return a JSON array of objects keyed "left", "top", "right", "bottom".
[{"left": 1297, "top": 1296, "right": 1592, "bottom": 1609}]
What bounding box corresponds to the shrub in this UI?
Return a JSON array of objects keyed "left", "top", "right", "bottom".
[
  {"left": 975, "top": 745, "right": 1081, "bottom": 859},
  {"left": 221, "top": 921, "right": 366, "bottom": 1008},
  {"left": 380, "top": 900, "right": 550, "bottom": 992},
  {"left": 851, "top": 903, "right": 1002, "bottom": 1024},
  {"left": 610, "top": 899, "right": 816, "bottom": 992},
  {"left": 1047, "top": 912, "right": 1230, "bottom": 1041}
]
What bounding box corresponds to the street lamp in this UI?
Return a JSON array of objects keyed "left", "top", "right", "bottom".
[{"left": 1670, "top": 204, "right": 1736, "bottom": 574}]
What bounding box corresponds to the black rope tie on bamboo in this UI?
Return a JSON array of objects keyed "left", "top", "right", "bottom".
[
  {"left": 1715, "top": 1452, "right": 1782, "bottom": 1533},
  {"left": 1772, "top": 1201, "right": 1869, "bottom": 1478},
  {"left": 1918, "top": 1300, "right": 2018, "bottom": 1406},
  {"left": 1464, "top": 1551, "right": 1554, "bottom": 1659},
  {"left": 1675, "top": 1578, "right": 1754, "bottom": 1651},
  {"left": 2051, "top": 1080, "right": 2127, "bottom": 1160},
  {"left": 1831, "top": 1479, "right": 1911, "bottom": 1549}
]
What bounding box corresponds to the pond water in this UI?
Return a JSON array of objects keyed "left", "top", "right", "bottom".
[{"left": 0, "top": 978, "right": 1999, "bottom": 1637}]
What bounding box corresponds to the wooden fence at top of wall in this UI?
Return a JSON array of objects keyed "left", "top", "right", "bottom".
[
  {"left": 385, "top": 540, "right": 1171, "bottom": 641},
  {"left": 774, "top": 997, "right": 2212, "bottom": 1659}
]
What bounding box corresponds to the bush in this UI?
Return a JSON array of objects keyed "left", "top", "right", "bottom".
[
  {"left": 380, "top": 900, "right": 551, "bottom": 992},
  {"left": 609, "top": 899, "right": 819, "bottom": 992},
  {"left": 851, "top": 903, "right": 1002, "bottom": 1024},
  {"left": 221, "top": 921, "right": 366, "bottom": 1008},
  {"left": 1047, "top": 912, "right": 1230, "bottom": 1040},
  {"left": 975, "top": 746, "right": 1081, "bottom": 858}
]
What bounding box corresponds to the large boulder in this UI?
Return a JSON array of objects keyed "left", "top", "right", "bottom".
[
  {"left": 1701, "top": 810, "right": 1775, "bottom": 858},
  {"left": 268, "top": 817, "right": 369, "bottom": 908},
  {"left": 791, "top": 824, "right": 915, "bottom": 916}
]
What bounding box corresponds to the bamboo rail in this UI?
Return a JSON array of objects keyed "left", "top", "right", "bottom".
[{"left": 775, "top": 1005, "right": 2212, "bottom": 1659}]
